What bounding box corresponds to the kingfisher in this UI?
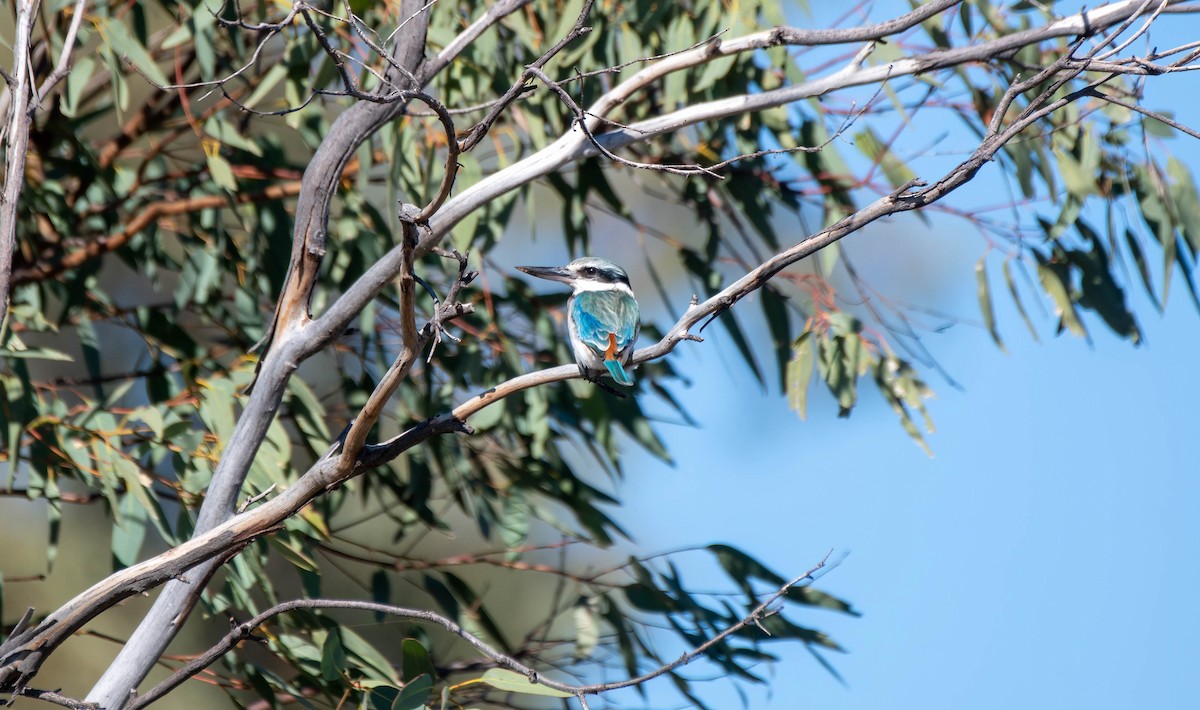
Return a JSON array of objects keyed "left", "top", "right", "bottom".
[{"left": 517, "top": 257, "right": 640, "bottom": 386}]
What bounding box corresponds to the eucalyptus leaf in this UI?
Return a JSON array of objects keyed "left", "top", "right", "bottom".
[{"left": 478, "top": 669, "right": 572, "bottom": 698}]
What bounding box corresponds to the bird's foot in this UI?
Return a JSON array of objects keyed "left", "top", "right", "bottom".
[{"left": 579, "top": 366, "right": 627, "bottom": 399}]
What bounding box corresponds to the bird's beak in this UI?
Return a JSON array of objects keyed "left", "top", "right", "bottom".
[{"left": 516, "top": 265, "right": 575, "bottom": 284}]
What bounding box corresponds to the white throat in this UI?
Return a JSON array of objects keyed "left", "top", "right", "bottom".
[{"left": 571, "top": 280, "right": 634, "bottom": 295}]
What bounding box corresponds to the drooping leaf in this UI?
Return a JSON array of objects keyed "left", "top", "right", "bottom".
[
  {"left": 478, "top": 669, "right": 572, "bottom": 698},
  {"left": 320, "top": 628, "right": 347, "bottom": 682},
  {"left": 392, "top": 674, "right": 433, "bottom": 710},
  {"left": 401, "top": 639, "right": 435, "bottom": 684},
  {"left": 786, "top": 330, "right": 815, "bottom": 419},
  {"left": 976, "top": 256, "right": 1006, "bottom": 352},
  {"left": 99, "top": 16, "right": 169, "bottom": 86}
]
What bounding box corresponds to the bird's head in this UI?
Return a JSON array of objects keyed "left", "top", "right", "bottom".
[{"left": 516, "top": 257, "right": 632, "bottom": 293}]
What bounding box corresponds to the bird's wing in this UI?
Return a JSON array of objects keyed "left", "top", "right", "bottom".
[{"left": 571, "top": 290, "right": 639, "bottom": 353}]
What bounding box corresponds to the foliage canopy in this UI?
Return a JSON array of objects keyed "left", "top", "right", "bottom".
[{"left": 1, "top": 0, "right": 1198, "bottom": 708}]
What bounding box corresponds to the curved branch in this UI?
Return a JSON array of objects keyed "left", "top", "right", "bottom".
[
  {"left": 302, "top": 0, "right": 1196, "bottom": 350},
  {"left": 33, "top": 0, "right": 90, "bottom": 106},
  {"left": 128, "top": 553, "right": 834, "bottom": 708},
  {"left": 12, "top": 182, "right": 304, "bottom": 284},
  {"left": 5, "top": 0, "right": 1195, "bottom": 702},
  {"left": 0, "top": 60, "right": 1158, "bottom": 688},
  {"left": 83, "top": 0, "right": 437, "bottom": 703},
  {"left": 10, "top": 687, "right": 97, "bottom": 709},
  {"left": 458, "top": 0, "right": 597, "bottom": 151}
]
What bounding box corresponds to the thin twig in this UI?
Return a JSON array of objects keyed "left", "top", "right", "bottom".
[
  {"left": 338, "top": 236, "right": 475, "bottom": 468},
  {"left": 32, "top": 0, "right": 90, "bottom": 107},
  {"left": 458, "top": 0, "right": 597, "bottom": 151},
  {"left": 1086, "top": 86, "right": 1200, "bottom": 138},
  {"left": 10, "top": 688, "right": 98, "bottom": 709},
  {"left": 128, "top": 553, "right": 834, "bottom": 708}
]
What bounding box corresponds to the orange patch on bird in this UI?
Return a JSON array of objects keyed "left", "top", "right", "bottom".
[{"left": 605, "top": 332, "right": 618, "bottom": 360}]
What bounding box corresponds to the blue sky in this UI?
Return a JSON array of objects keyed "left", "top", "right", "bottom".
[
  {"left": 613, "top": 256, "right": 1200, "bottom": 709},
  {"left": 496, "top": 2, "right": 1200, "bottom": 707},
  {"left": 501, "top": 195, "right": 1200, "bottom": 709}
]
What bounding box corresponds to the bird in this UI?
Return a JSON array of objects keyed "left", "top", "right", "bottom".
[{"left": 516, "top": 257, "right": 640, "bottom": 386}]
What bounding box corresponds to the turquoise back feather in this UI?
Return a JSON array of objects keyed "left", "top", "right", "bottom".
[
  {"left": 571, "top": 290, "right": 639, "bottom": 352},
  {"left": 571, "top": 290, "right": 639, "bottom": 385}
]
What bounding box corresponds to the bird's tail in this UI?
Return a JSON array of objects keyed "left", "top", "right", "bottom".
[
  {"left": 603, "top": 332, "right": 634, "bottom": 386},
  {"left": 603, "top": 359, "right": 634, "bottom": 386}
]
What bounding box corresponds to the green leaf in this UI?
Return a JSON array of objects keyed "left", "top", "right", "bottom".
[
  {"left": 441, "top": 572, "right": 512, "bottom": 654},
  {"left": 0, "top": 344, "right": 73, "bottom": 362},
  {"left": 401, "top": 639, "right": 435, "bottom": 684},
  {"left": 100, "top": 17, "right": 169, "bottom": 86},
  {"left": 624, "top": 582, "right": 672, "bottom": 613},
  {"left": 600, "top": 595, "right": 639, "bottom": 679},
  {"left": 76, "top": 316, "right": 102, "bottom": 400},
  {"left": 1002, "top": 259, "right": 1040, "bottom": 342},
  {"left": 286, "top": 376, "right": 332, "bottom": 441},
  {"left": 718, "top": 309, "right": 764, "bottom": 386},
  {"left": 111, "top": 492, "right": 148, "bottom": 569},
  {"left": 206, "top": 152, "right": 237, "bottom": 192},
  {"left": 709, "top": 544, "right": 783, "bottom": 591},
  {"left": 1067, "top": 221, "right": 1140, "bottom": 341},
  {"left": 62, "top": 56, "right": 95, "bottom": 117},
  {"left": 854, "top": 127, "right": 917, "bottom": 189},
  {"left": 320, "top": 628, "right": 347, "bottom": 682},
  {"left": 478, "top": 669, "right": 572, "bottom": 698},
  {"left": 204, "top": 117, "right": 263, "bottom": 157},
  {"left": 1036, "top": 259, "right": 1087, "bottom": 338},
  {"left": 499, "top": 487, "right": 528, "bottom": 557},
  {"left": 975, "top": 256, "right": 1006, "bottom": 352},
  {"left": 877, "top": 359, "right": 933, "bottom": 457},
  {"left": 761, "top": 287, "right": 793, "bottom": 391},
  {"left": 340, "top": 626, "right": 401, "bottom": 685},
  {"left": 467, "top": 400, "right": 504, "bottom": 431},
  {"left": 1167, "top": 156, "right": 1200, "bottom": 252},
  {"left": 392, "top": 674, "right": 433, "bottom": 710},
  {"left": 371, "top": 571, "right": 391, "bottom": 622},
  {"left": 786, "top": 331, "right": 814, "bottom": 419},
  {"left": 1053, "top": 143, "right": 1095, "bottom": 198},
  {"left": 244, "top": 63, "right": 289, "bottom": 111},
  {"left": 1122, "top": 228, "right": 1159, "bottom": 310},
  {"left": 1143, "top": 109, "right": 1179, "bottom": 137}
]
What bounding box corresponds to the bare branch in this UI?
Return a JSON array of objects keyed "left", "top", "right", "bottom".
[
  {"left": 128, "top": 553, "right": 834, "bottom": 708},
  {"left": 1, "top": 2, "right": 1194, "bottom": 706},
  {"left": 528, "top": 62, "right": 884, "bottom": 178},
  {"left": 338, "top": 209, "right": 423, "bottom": 468},
  {"left": 1087, "top": 87, "right": 1200, "bottom": 138},
  {"left": 0, "top": 57, "right": 1178, "bottom": 691},
  {"left": 0, "top": 0, "right": 37, "bottom": 332},
  {"left": 33, "top": 0, "right": 90, "bottom": 107},
  {"left": 10, "top": 687, "right": 98, "bottom": 709},
  {"left": 458, "top": 0, "right": 598, "bottom": 151}
]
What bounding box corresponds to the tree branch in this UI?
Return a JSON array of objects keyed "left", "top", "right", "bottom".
[
  {"left": 2, "top": 1, "right": 1193, "bottom": 705},
  {"left": 0, "top": 0, "right": 37, "bottom": 333},
  {"left": 11, "top": 687, "right": 98, "bottom": 709},
  {"left": 33, "top": 0, "right": 90, "bottom": 107},
  {"left": 11, "top": 182, "right": 305, "bottom": 285},
  {"left": 457, "top": 0, "right": 597, "bottom": 152},
  {"left": 127, "top": 553, "right": 834, "bottom": 708},
  {"left": 81, "top": 0, "right": 436, "bottom": 702},
  {"left": 0, "top": 60, "right": 1168, "bottom": 688}
]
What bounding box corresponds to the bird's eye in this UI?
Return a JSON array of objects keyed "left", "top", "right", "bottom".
[{"left": 584, "top": 267, "right": 597, "bottom": 276}]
